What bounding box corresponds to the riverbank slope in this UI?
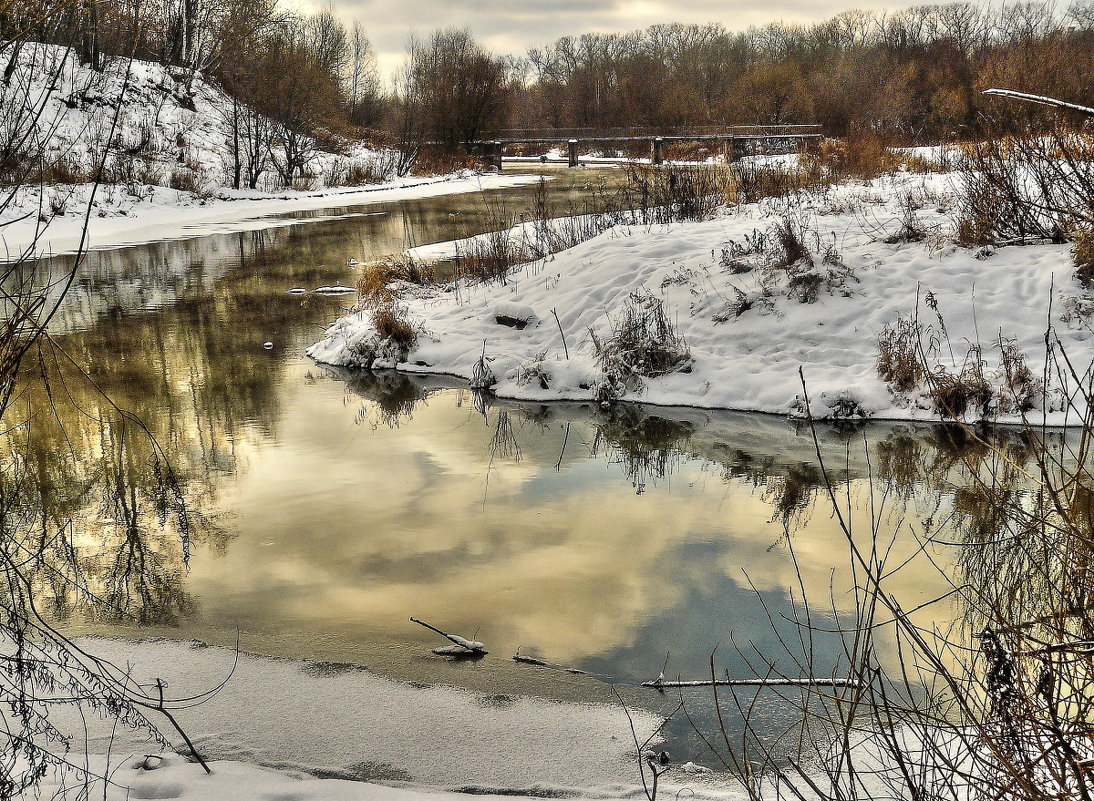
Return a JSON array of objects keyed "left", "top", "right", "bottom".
[{"left": 309, "top": 171, "right": 1093, "bottom": 425}]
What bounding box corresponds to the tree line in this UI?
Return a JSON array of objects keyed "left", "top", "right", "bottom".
[
  {"left": 516, "top": 2, "right": 1094, "bottom": 141},
  {"left": 7, "top": 0, "right": 1094, "bottom": 171}
]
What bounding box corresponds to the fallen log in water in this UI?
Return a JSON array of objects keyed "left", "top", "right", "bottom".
[{"left": 643, "top": 675, "right": 863, "bottom": 690}]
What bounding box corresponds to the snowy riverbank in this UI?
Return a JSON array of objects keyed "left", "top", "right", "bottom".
[
  {"left": 0, "top": 42, "right": 543, "bottom": 259},
  {"left": 24, "top": 638, "right": 741, "bottom": 801},
  {"left": 308, "top": 171, "right": 1094, "bottom": 425},
  {"left": 2, "top": 172, "right": 542, "bottom": 258}
]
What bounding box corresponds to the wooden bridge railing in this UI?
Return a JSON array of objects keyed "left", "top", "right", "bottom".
[{"left": 467, "top": 124, "right": 822, "bottom": 169}]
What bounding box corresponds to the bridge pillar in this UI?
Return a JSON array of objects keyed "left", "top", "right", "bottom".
[
  {"left": 728, "top": 137, "right": 747, "bottom": 163},
  {"left": 568, "top": 139, "right": 579, "bottom": 168},
  {"left": 489, "top": 140, "right": 503, "bottom": 171},
  {"left": 652, "top": 137, "right": 664, "bottom": 165}
]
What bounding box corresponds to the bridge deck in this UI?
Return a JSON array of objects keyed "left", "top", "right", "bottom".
[{"left": 470, "top": 133, "right": 821, "bottom": 146}]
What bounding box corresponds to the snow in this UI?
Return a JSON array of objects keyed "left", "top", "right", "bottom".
[
  {"left": 1, "top": 172, "right": 542, "bottom": 259},
  {"left": 29, "top": 753, "right": 753, "bottom": 801},
  {"left": 0, "top": 42, "right": 542, "bottom": 259},
  {"left": 44, "top": 638, "right": 665, "bottom": 791},
  {"left": 308, "top": 171, "right": 1094, "bottom": 425},
  {"left": 24, "top": 637, "right": 764, "bottom": 801}
]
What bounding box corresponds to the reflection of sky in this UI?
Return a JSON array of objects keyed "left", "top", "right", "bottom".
[{"left": 190, "top": 362, "right": 954, "bottom": 694}]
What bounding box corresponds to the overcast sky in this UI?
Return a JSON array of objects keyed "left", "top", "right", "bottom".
[{"left": 303, "top": 0, "right": 990, "bottom": 75}]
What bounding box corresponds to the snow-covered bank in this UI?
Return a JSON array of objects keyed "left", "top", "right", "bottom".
[
  {"left": 25, "top": 637, "right": 756, "bottom": 801},
  {"left": 0, "top": 42, "right": 544, "bottom": 258},
  {"left": 31, "top": 753, "right": 743, "bottom": 801},
  {"left": 4, "top": 173, "right": 542, "bottom": 258},
  {"left": 308, "top": 172, "right": 1094, "bottom": 425},
  {"left": 46, "top": 638, "right": 666, "bottom": 793},
  {"left": 0, "top": 42, "right": 388, "bottom": 192}
]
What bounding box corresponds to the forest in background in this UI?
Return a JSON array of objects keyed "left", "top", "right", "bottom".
[{"left": 9, "top": 1, "right": 1094, "bottom": 169}]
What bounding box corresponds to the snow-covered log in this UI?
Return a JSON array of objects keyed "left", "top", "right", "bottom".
[{"left": 983, "top": 88, "right": 1094, "bottom": 116}]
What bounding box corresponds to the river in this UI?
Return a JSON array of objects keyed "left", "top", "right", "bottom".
[{"left": 10, "top": 166, "right": 1026, "bottom": 785}]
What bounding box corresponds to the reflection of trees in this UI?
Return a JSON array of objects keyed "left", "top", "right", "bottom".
[
  {"left": 7, "top": 222, "right": 359, "bottom": 625},
  {"left": 333, "top": 367, "right": 438, "bottom": 428},
  {"left": 330, "top": 372, "right": 1013, "bottom": 536},
  {"left": 593, "top": 406, "right": 691, "bottom": 492}
]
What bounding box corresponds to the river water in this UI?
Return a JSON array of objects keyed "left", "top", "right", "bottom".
[{"left": 13, "top": 166, "right": 995, "bottom": 776}]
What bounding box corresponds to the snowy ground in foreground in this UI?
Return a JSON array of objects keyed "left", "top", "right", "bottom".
[
  {"left": 309, "top": 171, "right": 1094, "bottom": 425},
  {"left": 27, "top": 638, "right": 748, "bottom": 801},
  {"left": 32, "top": 753, "right": 741, "bottom": 801},
  {"left": 46, "top": 638, "right": 669, "bottom": 791},
  {"left": 2, "top": 172, "right": 541, "bottom": 259}
]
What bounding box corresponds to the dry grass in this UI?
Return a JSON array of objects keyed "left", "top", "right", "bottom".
[
  {"left": 1074, "top": 227, "right": 1094, "bottom": 287},
  {"left": 357, "top": 255, "right": 436, "bottom": 304},
  {"left": 928, "top": 360, "right": 993, "bottom": 419},
  {"left": 592, "top": 292, "right": 692, "bottom": 401},
  {"left": 876, "top": 313, "right": 1043, "bottom": 419},
  {"left": 727, "top": 159, "right": 829, "bottom": 205},
  {"left": 371, "top": 302, "right": 418, "bottom": 353},
  {"left": 877, "top": 316, "right": 924, "bottom": 393},
  {"left": 455, "top": 229, "right": 530, "bottom": 284}
]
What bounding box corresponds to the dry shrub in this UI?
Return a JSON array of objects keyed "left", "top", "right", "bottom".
[
  {"left": 345, "top": 161, "right": 383, "bottom": 185},
  {"left": 168, "top": 168, "right": 199, "bottom": 193},
  {"left": 663, "top": 140, "right": 716, "bottom": 162},
  {"left": 357, "top": 255, "right": 435, "bottom": 304},
  {"left": 955, "top": 209, "right": 995, "bottom": 247},
  {"left": 45, "top": 155, "right": 93, "bottom": 184},
  {"left": 593, "top": 292, "right": 692, "bottom": 400},
  {"left": 812, "top": 131, "right": 897, "bottom": 181},
  {"left": 877, "top": 317, "right": 924, "bottom": 393},
  {"left": 1074, "top": 228, "right": 1094, "bottom": 287},
  {"left": 956, "top": 128, "right": 1094, "bottom": 246},
  {"left": 411, "top": 148, "right": 487, "bottom": 176}
]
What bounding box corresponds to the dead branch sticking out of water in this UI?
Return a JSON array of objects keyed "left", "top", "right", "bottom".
[
  {"left": 512, "top": 649, "right": 587, "bottom": 674},
  {"left": 410, "top": 616, "right": 488, "bottom": 656}
]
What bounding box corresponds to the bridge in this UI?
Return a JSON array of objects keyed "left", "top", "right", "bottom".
[{"left": 469, "top": 124, "right": 822, "bottom": 169}]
